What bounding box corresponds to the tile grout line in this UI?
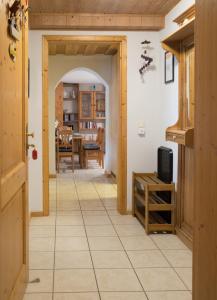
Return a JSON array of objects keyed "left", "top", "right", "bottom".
[
  {"left": 51, "top": 174, "right": 59, "bottom": 300},
  {"left": 73, "top": 170, "right": 102, "bottom": 300},
  {"left": 149, "top": 235, "right": 192, "bottom": 292},
  {"left": 92, "top": 179, "right": 149, "bottom": 299},
  {"left": 48, "top": 167, "right": 191, "bottom": 299}
]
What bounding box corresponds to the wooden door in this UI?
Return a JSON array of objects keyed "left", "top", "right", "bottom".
[
  {"left": 176, "top": 41, "right": 195, "bottom": 248},
  {"left": 193, "top": 1, "right": 217, "bottom": 298},
  {"left": 0, "top": 2, "right": 29, "bottom": 300}
]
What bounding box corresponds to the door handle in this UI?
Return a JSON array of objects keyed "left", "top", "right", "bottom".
[
  {"left": 26, "top": 132, "right": 35, "bottom": 151},
  {"left": 27, "top": 143, "right": 35, "bottom": 150},
  {"left": 26, "top": 132, "right": 34, "bottom": 138}
]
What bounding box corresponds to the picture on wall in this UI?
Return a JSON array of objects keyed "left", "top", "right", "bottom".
[{"left": 165, "top": 51, "right": 174, "bottom": 84}]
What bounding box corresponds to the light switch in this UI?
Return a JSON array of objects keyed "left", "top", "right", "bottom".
[{"left": 138, "top": 127, "right": 145, "bottom": 136}]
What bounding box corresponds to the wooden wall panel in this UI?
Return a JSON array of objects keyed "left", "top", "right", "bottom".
[
  {"left": 29, "top": 0, "right": 180, "bottom": 15},
  {"left": 193, "top": 1, "right": 217, "bottom": 299},
  {"left": 29, "top": 13, "right": 165, "bottom": 31}
]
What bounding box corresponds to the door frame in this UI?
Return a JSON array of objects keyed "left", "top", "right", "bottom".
[{"left": 42, "top": 35, "right": 127, "bottom": 215}]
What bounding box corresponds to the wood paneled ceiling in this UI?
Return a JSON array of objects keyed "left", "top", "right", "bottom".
[
  {"left": 48, "top": 41, "right": 119, "bottom": 56},
  {"left": 29, "top": 0, "right": 180, "bottom": 30},
  {"left": 29, "top": 0, "right": 180, "bottom": 15}
]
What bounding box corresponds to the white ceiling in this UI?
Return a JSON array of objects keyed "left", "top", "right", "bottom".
[{"left": 61, "top": 69, "right": 104, "bottom": 84}]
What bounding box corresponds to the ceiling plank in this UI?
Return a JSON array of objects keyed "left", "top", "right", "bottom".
[
  {"left": 29, "top": 13, "right": 165, "bottom": 31},
  {"left": 48, "top": 40, "right": 119, "bottom": 56},
  {"left": 29, "top": 0, "right": 180, "bottom": 15},
  {"left": 105, "top": 44, "right": 118, "bottom": 55}
]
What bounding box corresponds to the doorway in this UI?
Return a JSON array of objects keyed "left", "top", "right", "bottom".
[
  {"left": 51, "top": 68, "right": 109, "bottom": 175},
  {"left": 42, "top": 35, "right": 127, "bottom": 216}
]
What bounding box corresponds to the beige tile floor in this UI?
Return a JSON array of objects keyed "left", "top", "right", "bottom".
[{"left": 24, "top": 164, "right": 192, "bottom": 300}]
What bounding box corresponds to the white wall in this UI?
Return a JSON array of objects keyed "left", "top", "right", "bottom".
[
  {"left": 159, "top": 0, "right": 195, "bottom": 183},
  {"left": 29, "top": 0, "right": 194, "bottom": 212},
  {"left": 29, "top": 30, "right": 162, "bottom": 212},
  {"left": 48, "top": 55, "right": 112, "bottom": 175}
]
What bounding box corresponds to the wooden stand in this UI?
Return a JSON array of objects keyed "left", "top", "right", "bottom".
[
  {"left": 161, "top": 6, "right": 195, "bottom": 247},
  {"left": 132, "top": 172, "right": 175, "bottom": 234}
]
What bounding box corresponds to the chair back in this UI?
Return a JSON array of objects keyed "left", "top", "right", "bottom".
[
  {"left": 97, "top": 127, "right": 105, "bottom": 148},
  {"left": 57, "top": 128, "right": 73, "bottom": 151}
]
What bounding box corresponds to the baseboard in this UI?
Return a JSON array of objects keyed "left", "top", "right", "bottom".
[
  {"left": 31, "top": 211, "right": 44, "bottom": 217},
  {"left": 49, "top": 174, "right": 56, "bottom": 178},
  {"left": 111, "top": 171, "right": 116, "bottom": 178},
  {"left": 176, "top": 227, "right": 192, "bottom": 250}
]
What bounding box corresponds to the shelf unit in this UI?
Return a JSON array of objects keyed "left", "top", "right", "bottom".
[
  {"left": 79, "top": 91, "right": 105, "bottom": 133},
  {"left": 162, "top": 17, "right": 195, "bottom": 147},
  {"left": 132, "top": 172, "right": 175, "bottom": 234},
  {"left": 62, "top": 83, "right": 79, "bottom": 131},
  {"left": 161, "top": 5, "right": 195, "bottom": 248},
  {"left": 55, "top": 83, "right": 106, "bottom": 145}
]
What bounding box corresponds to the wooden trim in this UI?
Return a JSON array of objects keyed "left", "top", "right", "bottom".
[
  {"left": 173, "top": 4, "right": 195, "bottom": 26},
  {"left": 30, "top": 13, "right": 165, "bottom": 31},
  {"left": 161, "top": 18, "right": 195, "bottom": 61},
  {"left": 49, "top": 174, "right": 57, "bottom": 179},
  {"left": 31, "top": 211, "right": 44, "bottom": 217},
  {"left": 42, "top": 35, "right": 127, "bottom": 215},
  {"left": 111, "top": 171, "right": 116, "bottom": 178},
  {"left": 176, "top": 227, "right": 192, "bottom": 250},
  {"left": 193, "top": 1, "right": 217, "bottom": 298},
  {"left": 42, "top": 37, "right": 49, "bottom": 216}
]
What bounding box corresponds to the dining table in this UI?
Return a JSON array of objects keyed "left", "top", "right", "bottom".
[{"left": 72, "top": 134, "right": 84, "bottom": 167}]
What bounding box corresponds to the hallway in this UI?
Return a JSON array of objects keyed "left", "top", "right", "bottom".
[{"left": 24, "top": 168, "right": 192, "bottom": 300}]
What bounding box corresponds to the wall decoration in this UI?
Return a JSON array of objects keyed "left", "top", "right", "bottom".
[
  {"left": 7, "top": 0, "right": 28, "bottom": 61},
  {"left": 165, "top": 51, "right": 175, "bottom": 84},
  {"left": 139, "top": 40, "right": 153, "bottom": 77}
]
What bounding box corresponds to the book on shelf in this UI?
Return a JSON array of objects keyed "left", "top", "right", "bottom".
[{"left": 79, "top": 121, "right": 105, "bottom": 130}]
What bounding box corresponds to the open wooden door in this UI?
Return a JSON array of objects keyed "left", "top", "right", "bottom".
[
  {"left": 0, "top": 1, "right": 29, "bottom": 300},
  {"left": 193, "top": 1, "right": 217, "bottom": 299}
]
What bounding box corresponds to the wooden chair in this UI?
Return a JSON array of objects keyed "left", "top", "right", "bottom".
[
  {"left": 82, "top": 127, "right": 105, "bottom": 169},
  {"left": 56, "top": 128, "right": 74, "bottom": 173}
]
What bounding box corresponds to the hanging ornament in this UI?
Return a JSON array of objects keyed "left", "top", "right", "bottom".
[
  {"left": 7, "top": 0, "right": 28, "bottom": 61},
  {"left": 139, "top": 40, "right": 153, "bottom": 76}
]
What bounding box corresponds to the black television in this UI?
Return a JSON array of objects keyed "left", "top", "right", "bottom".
[
  {"left": 157, "top": 146, "right": 173, "bottom": 205},
  {"left": 157, "top": 146, "right": 173, "bottom": 184}
]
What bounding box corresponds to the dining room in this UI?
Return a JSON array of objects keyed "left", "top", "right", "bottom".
[{"left": 55, "top": 77, "right": 107, "bottom": 173}]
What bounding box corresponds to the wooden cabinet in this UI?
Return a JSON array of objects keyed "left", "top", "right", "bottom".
[
  {"left": 94, "top": 92, "right": 106, "bottom": 119},
  {"left": 79, "top": 91, "right": 106, "bottom": 120},
  {"left": 161, "top": 7, "right": 195, "bottom": 248},
  {"left": 55, "top": 85, "right": 106, "bottom": 134},
  {"left": 55, "top": 83, "right": 79, "bottom": 131},
  {"left": 79, "top": 91, "right": 105, "bottom": 132},
  {"left": 162, "top": 19, "right": 195, "bottom": 147},
  {"left": 79, "top": 91, "right": 93, "bottom": 119}
]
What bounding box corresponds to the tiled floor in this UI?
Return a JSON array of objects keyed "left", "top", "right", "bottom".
[{"left": 24, "top": 165, "right": 192, "bottom": 300}]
